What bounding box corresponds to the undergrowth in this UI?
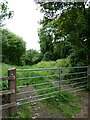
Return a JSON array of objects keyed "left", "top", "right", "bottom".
[
  {"left": 16, "top": 104, "right": 32, "bottom": 118},
  {"left": 0, "top": 59, "right": 85, "bottom": 118},
  {"left": 45, "top": 91, "right": 80, "bottom": 117}
]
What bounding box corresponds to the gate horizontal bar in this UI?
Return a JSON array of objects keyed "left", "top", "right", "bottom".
[
  {"left": 17, "top": 80, "right": 59, "bottom": 89},
  {"left": 61, "top": 72, "right": 87, "bottom": 76},
  {"left": 17, "top": 86, "right": 59, "bottom": 95},
  {"left": 61, "top": 76, "right": 87, "bottom": 82},
  {"left": 17, "top": 68, "right": 59, "bottom": 72},
  {"left": 16, "top": 74, "right": 58, "bottom": 80},
  {"left": 70, "top": 88, "right": 86, "bottom": 93},
  {"left": 61, "top": 88, "right": 85, "bottom": 93},
  {"left": 61, "top": 85, "right": 86, "bottom": 92},
  {"left": 17, "top": 95, "right": 55, "bottom": 106},
  {"left": 61, "top": 66, "right": 88, "bottom": 69},
  {"left": 17, "top": 91, "right": 59, "bottom": 102},
  {"left": 17, "top": 66, "right": 87, "bottom": 72},
  {"left": 62, "top": 81, "right": 87, "bottom": 87},
  {"left": 17, "top": 82, "right": 50, "bottom": 88}
]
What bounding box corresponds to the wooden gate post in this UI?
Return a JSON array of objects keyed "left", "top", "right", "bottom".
[
  {"left": 87, "top": 65, "right": 90, "bottom": 118},
  {"left": 8, "top": 68, "right": 17, "bottom": 116}
]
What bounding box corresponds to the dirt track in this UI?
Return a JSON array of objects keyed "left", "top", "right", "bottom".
[{"left": 17, "top": 86, "right": 88, "bottom": 118}]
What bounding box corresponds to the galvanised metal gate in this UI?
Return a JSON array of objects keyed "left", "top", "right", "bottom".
[{"left": 16, "top": 66, "right": 88, "bottom": 107}]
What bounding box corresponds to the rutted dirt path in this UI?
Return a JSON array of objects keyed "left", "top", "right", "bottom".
[
  {"left": 17, "top": 86, "right": 65, "bottom": 118},
  {"left": 31, "top": 101, "right": 65, "bottom": 118},
  {"left": 75, "top": 91, "right": 88, "bottom": 118},
  {"left": 51, "top": 80, "right": 88, "bottom": 118},
  {"left": 17, "top": 85, "right": 88, "bottom": 118}
]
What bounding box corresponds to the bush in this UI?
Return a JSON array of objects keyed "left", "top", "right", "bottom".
[
  {"left": 2, "top": 29, "right": 26, "bottom": 65},
  {"left": 25, "top": 49, "right": 42, "bottom": 65}
]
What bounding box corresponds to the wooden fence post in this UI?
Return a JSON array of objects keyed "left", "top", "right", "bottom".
[
  {"left": 87, "top": 65, "right": 90, "bottom": 118},
  {"left": 8, "top": 68, "right": 17, "bottom": 116}
]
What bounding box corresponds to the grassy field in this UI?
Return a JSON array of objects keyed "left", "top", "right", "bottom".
[{"left": 1, "top": 59, "right": 82, "bottom": 118}]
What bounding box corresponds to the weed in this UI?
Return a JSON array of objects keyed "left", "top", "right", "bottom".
[
  {"left": 17, "top": 104, "right": 32, "bottom": 118},
  {"left": 1, "top": 60, "right": 83, "bottom": 118},
  {"left": 45, "top": 91, "right": 80, "bottom": 117}
]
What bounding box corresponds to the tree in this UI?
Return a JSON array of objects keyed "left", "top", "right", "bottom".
[
  {"left": 55, "top": 3, "right": 89, "bottom": 65},
  {"left": 38, "top": 14, "right": 72, "bottom": 61},
  {"left": 0, "top": 0, "right": 13, "bottom": 27},
  {"left": 0, "top": 0, "right": 14, "bottom": 63},
  {"left": 2, "top": 29, "right": 26, "bottom": 65},
  {"left": 53, "top": 40, "right": 72, "bottom": 60},
  {"left": 38, "top": 25, "right": 53, "bottom": 52},
  {"left": 36, "top": 1, "right": 89, "bottom": 65},
  {"left": 25, "top": 49, "right": 42, "bottom": 65}
]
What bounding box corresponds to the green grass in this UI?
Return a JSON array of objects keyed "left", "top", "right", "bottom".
[
  {"left": 3, "top": 104, "right": 32, "bottom": 119},
  {"left": 1, "top": 59, "right": 82, "bottom": 118},
  {"left": 16, "top": 104, "right": 32, "bottom": 118},
  {"left": 45, "top": 91, "right": 80, "bottom": 117}
]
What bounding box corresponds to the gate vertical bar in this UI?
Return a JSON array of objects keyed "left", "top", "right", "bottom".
[
  {"left": 8, "top": 68, "right": 17, "bottom": 116},
  {"left": 58, "top": 68, "right": 61, "bottom": 92},
  {"left": 87, "top": 65, "right": 90, "bottom": 118}
]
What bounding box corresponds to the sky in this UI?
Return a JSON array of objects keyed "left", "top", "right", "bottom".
[
  {"left": 5, "top": 0, "right": 90, "bottom": 51},
  {"left": 5, "top": 0, "right": 43, "bottom": 51}
]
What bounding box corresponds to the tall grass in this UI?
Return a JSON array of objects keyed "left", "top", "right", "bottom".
[
  {"left": 1, "top": 58, "right": 70, "bottom": 90},
  {"left": 1, "top": 58, "right": 82, "bottom": 118}
]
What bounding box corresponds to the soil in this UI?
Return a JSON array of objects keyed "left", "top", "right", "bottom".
[
  {"left": 75, "top": 91, "right": 88, "bottom": 118},
  {"left": 31, "top": 92, "right": 88, "bottom": 119},
  {"left": 17, "top": 86, "right": 88, "bottom": 119}
]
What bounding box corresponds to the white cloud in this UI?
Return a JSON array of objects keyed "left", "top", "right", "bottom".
[{"left": 5, "top": 0, "right": 43, "bottom": 50}]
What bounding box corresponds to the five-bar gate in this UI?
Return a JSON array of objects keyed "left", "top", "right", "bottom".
[{"left": 0, "top": 66, "right": 89, "bottom": 118}]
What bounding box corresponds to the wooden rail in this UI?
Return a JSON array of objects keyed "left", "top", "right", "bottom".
[
  {"left": 0, "top": 76, "right": 9, "bottom": 81},
  {"left": 0, "top": 102, "right": 16, "bottom": 110},
  {"left": 0, "top": 68, "right": 17, "bottom": 117},
  {"left": 0, "top": 76, "right": 15, "bottom": 81},
  {"left": 0, "top": 89, "right": 15, "bottom": 96}
]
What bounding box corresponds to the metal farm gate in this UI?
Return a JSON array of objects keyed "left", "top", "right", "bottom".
[
  {"left": 16, "top": 66, "right": 88, "bottom": 106},
  {"left": 0, "top": 66, "right": 89, "bottom": 117}
]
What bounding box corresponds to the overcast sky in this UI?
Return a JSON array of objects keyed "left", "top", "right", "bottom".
[{"left": 6, "top": 0, "right": 43, "bottom": 51}]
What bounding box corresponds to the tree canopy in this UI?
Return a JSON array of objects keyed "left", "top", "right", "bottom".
[
  {"left": 2, "top": 29, "right": 26, "bottom": 65},
  {"left": 36, "top": 1, "right": 90, "bottom": 65},
  {"left": 25, "top": 49, "right": 43, "bottom": 65}
]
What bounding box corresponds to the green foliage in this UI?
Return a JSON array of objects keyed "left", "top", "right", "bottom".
[
  {"left": 1, "top": 61, "right": 85, "bottom": 118},
  {"left": 38, "top": 24, "right": 72, "bottom": 61},
  {"left": 69, "top": 47, "right": 88, "bottom": 66},
  {"left": 0, "top": 0, "right": 14, "bottom": 27},
  {"left": 38, "top": 25, "right": 53, "bottom": 54},
  {"left": 53, "top": 41, "right": 72, "bottom": 60},
  {"left": 37, "top": 2, "right": 89, "bottom": 65},
  {"left": 43, "top": 51, "right": 53, "bottom": 61},
  {"left": 1, "top": 57, "right": 70, "bottom": 91},
  {"left": 38, "top": 25, "right": 54, "bottom": 61},
  {"left": 32, "top": 57, "right": 70, "bottom": 69},
  {"left": 46, "top": 91, "right": 80, "bottom": 117},
  {"left": 17, "top": 104, "right": 32, "bottom": 118},
  {"left": 85, "top": 83, "right": 90, "bottom": 91},
  {"left": 24, "top": 49, "right": 42, "bottom": 65},
  {"left": 2, "top": 29, "right": 26, "bottom": 65}
]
